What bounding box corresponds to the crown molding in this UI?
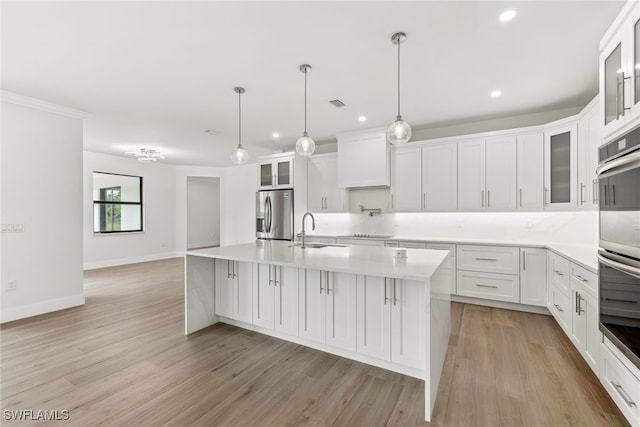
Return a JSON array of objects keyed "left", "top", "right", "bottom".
[{"left": 1, "top": 91, "right": 91, "bottom": 120}]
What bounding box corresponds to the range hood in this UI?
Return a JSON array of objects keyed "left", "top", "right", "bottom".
[{"left": 337, "top": 128, "right": 390, "bottom": 188}]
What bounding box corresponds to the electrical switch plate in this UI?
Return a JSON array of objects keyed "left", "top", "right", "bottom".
[
  {"left": 1, "top": 224, "right": 7, "bottom": 232},
  {"left": 8, "top": 281, "right": 17, "bottom": 291}
]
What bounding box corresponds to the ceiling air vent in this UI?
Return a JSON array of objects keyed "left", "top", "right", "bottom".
[{"left": 329, "top": 99, "right": 346, "bottom": 108}]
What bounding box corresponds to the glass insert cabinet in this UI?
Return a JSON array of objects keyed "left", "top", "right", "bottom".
[
  {"left": 544, "top": 123, "right": 578, "bottom": 210},
  {"left": 258, "top": 156, "right": 294, "bottom": 190}
]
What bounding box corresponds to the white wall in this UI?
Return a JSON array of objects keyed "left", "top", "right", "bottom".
[
  {"left": 187, "top": 177, "right": 220, "bottom": 249},
  {"left": 220, "top": 164, "right": 257, "bottom": 246},
  {"left": 1, "top": 96, "right": 85, "bottom": 322},
  {"left": 83, "top": 151, "right": 177, "bottom": 269}
]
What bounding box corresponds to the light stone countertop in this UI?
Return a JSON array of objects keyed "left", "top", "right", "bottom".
[{"left": 187, "top": 241, "right": 449, "bottom": 281}]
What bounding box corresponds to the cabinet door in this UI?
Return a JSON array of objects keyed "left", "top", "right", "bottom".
[
  {"left": 426, "top": 243, "right": 456, "bottom": 294},
  {"left": 391, "top": 279, "right": 425, "bottom": 370},
  {"left": 544, "top": 124, "right": 577, "bottom": 210},
  {"left": 582, "top": 289, "right": 600, "bottom": 371},
  {"left": 214, "top": 259, "right": 234, "bottom": 318},
  {"left": 356, "top": 275, "right": 391, "bottom": 361},
  {"left": 323, "top": 155, "right": 346, "bottom": 212},
  {"left": 422, "top": 144, "right": 457, "bottom": 211},
  {"left": 338, "top": 131, "right": 389, "bottom": 188},
  {"left": 390, "top": 148, "right": 422, "bottom": 211},
  {"left": 235, "top": 261, "right": 254, "bottom": 323},
  {"left": 570, "top": 285, "right": 587, "bottom": 351},
  {"left": 548, "top": 284, "right": 570, "bottom": 333},
  {"left": 298, "top": 269, "right": 326, "bottom": 344},
  {"left": 485, "top": 136, "right": 517, "bottom": 210},
  {"left": 457, "top": 139, "right": 486, "bottom": 211},
  {"left": 577, "top": 102, "right": 601, "bottom": 210},
  {"left": 307, "top": 157, "right": 325, "bottom": 211},
  {"left": 633, "top": 13, "right": 640, "bottom": 117},
  {"left": 520, "top": 248, "right": 547, "bottom": 307},
  {"left": 259, "top": 162, "right": 274, "bottom": 189},
  {"left": 275, "top": 159, "right": 293, "bottom": 188},
  {"left": 325, "top": 272, "right": 357, "bottom": 352},
  {"left": 516, "top": 133, "right": 544, "bottom": 210},
  {"left": 274, "top": 266, "right": 299, "bottom": 336},
  {"left": 253, "top": 263, "right": 275, "bottom": 329},
  {"left": 601, "top": 34, "right": 625, "bottom": 137}
]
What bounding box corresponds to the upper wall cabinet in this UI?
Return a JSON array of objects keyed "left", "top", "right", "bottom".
[
  {"left": 458, "top": 137, "right": 517, "bottom": 211},
  {"left": 308, "top": 153, "right": 348, "bottom": 213},
  {"left": 338, "top": 129, "right": 390, "bottom": 188},
  {"left": 516, "top": 133, "right": 545, "bottom": 210},
  {"left": 390, "top": 147, "right": 422, "bottom": 211},
  {"left": 577, "top": 99, "right": 601, "bottom": 210},
  {"left": 544, "top": 123, "right": 578, "bottom": 210},
  {"left": 258, "top": 154, "right": 295, "bottom": 190},
  {"left": 600, "top": 2, "right": 640, "bottom": 142}
]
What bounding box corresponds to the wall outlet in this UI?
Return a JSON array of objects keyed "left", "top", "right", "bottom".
[
  {"left": 7, "top": 280, "right": 17, "bottom": 291},
  {"left": 2, "top": 224, "right": 25, "bottom": 233},
  {"left": 525, "top": 220, "right": 533, "bottom": 229}
]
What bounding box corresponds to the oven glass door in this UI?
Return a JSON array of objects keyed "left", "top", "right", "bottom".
[
  {"left": 599, "top": 254, "right": 640, "bottom": 369},
  {"left": 599, "top": 160, "right": 640, "bottom": 260}
]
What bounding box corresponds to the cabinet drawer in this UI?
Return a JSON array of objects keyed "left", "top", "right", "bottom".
[
  {"left": 570, "top": 263, "right": 597, "bottom": 296},
  {"left": 456, "top": 270, "right": 519, "bottom": 303},
  {"left": 456, "top": 245, "right": 519, "bottom": 274},
  {"left": 550, "top": 253, "right": 570, "bottom": 294},
  {"left": 548, "top": 284, "right": 570, "bottom": 333},
  {"left": 601, "top": 341, "right": 640, "bottom": 424}
]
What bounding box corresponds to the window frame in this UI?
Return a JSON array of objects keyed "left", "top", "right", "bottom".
[{"left": 92, "top": 171, "right": 144, "bottom": 234}]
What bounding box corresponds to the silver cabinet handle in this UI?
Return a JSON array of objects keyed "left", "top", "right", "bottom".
[
  {"left": 519, "top": 188, "right": 522, "bottom": 207},
  {"left": 622, "top": 72, "right": 632, "bottom": 114},
  {"left": 575, "top": 292, "right": 579, "bottom": 314},
  {"left": 553, "top": 270, "right": 564, "bottom": 277},
  {"left": 487, "top": 190, "right": 490, "bottom": 208},
  {"left": 233, "top": 261, "right": 237, "bottom": 279},
  {"left": 274, "top": 265, "right": 280, "bottom": 286},
  {"left": 612, "top": 381, "right": 637, "bottom": 407},
  {"left": 391, "top": 194, "right": 394, "bottom": 209},
  {"left": 554, "top": 303, "right": 564, "bottom": 312},
  {"left": 422, "top": 192, "right": 426, "bottom": 209},
  {"left": 326, "top": 272, "right": 333, "bottom": 294},
  {"left": 384, "top": 278, "right": 390, "bottom": 305},
  {"left": 593, "top": 179, "right": 598, "bottom": 204},
  {"left": 476, "top": 257, "right": 498, "bottom": 261},
  {"left": 393, "top": 279, "right": 398, "bottom": 306},
  {"left": 574, "top": 275, "right": 588, "bottom": 284},
  {"left": 481, "top": 190, "right": 485, "bottom": 208},
  {"left": 577, "top": 293, "right": 584, "bottom": 315},
  {"left": 319, "top": 271, "right": 324, "bottom": 294},
  {"left": 603, "top": 297, "right": 638, "bottom": 304},
  {"left": 476, "top": 284, "right": 498, "bottom": 289},
  {"left": 544, "top": 188, "right": 548, "bottom": 206},
  {"left": 227, "top": 260, "right": 231, "bottom": 279},
  {"left": 522, "top": 251, "right": 526, "bottom": 271},
  {"left": 580, "top": 183, "right": 585, "bottom": 205}
]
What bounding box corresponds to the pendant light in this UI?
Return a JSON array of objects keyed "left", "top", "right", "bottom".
[
  {"left": 387, "top": 32, "right": 412, "bottom": 145},
  {"left": 296, "top": 64, "right": 315, "bottom": 156},
  {"left": 231, "top": 86, "right": 249, "bottom": 165}
]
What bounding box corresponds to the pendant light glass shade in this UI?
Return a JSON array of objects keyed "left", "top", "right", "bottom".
[
  {"left": 231, "top": 86, "right": 249, "bottom": 165},
  {"left": 387, "top": 32, "right": 412, "bottom": 146},
  {"left": 296, "top": 64, "right": 315, "bottom": 157}
]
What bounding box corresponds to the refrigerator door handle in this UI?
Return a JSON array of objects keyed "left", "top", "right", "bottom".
[{"left": 265, "top": 196, "right": 272, "bottom": 233}]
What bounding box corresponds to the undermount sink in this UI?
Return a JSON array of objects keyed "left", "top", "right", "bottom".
[{"left": 289, "top": 243, "right": 345, "bottom": 249}]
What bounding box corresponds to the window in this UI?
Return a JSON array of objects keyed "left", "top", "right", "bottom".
[{"left": 93, "top": 172, "right": 143, "bottom": 233}]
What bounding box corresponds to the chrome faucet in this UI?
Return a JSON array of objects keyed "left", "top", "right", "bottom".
[{"left": 301, "top": 211, "right": 316, "bottom": 249}]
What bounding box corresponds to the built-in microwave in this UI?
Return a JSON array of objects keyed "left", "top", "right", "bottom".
[{"left": 597, "top": 126, "right": 640, "bottom": 369}]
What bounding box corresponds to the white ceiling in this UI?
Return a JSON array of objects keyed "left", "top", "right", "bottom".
[{"left": 2, "top": 1, "right": 624, "bottom": 167}]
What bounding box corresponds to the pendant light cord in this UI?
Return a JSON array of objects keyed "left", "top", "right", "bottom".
[
  {"left": 397, "top": 39, "right": 401, "bottom": 118},
  {"left": 238, "top": 90, "right": 242, "bottom": 148},
  {"left": 304, "top": 69, "right": 308, "bottom": 134}
]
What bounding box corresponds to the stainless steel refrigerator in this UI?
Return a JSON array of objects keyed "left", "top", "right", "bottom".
[{"left": 256, "top": 189, "right": 293, "bottom": 241}]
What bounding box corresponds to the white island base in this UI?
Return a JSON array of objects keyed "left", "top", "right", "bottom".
[{"left": 185, "top": 241, "right": 451, "bottom": 422}]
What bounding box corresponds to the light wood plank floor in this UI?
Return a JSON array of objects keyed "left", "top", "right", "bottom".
[{"left": 1, "top": 258, "right": 628, "bottom": 426}]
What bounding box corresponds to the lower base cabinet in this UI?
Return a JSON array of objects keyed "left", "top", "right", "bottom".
[
  {"left": 215, "top": 259, "right": 253, "bottom": 323},
  {"left": 600, "top": 340, "right": 640, "bottom": 425},
  {"left": 570, "top": 268, "right": 599, "bottom": 372},
  {"left": 357, "top": 275, "right": 424, "bottom": 370},
  {"left": 457, "top": 270, "right": 520, "bottom": 303},
  {"left": 253, "top": 263, "right": 299, "bottom": 336},
  {"left": 519, "top": 248, "right": 547, "bottom": 307},
  {"left": 298, "top": 269, "right": 357, "bottom": 352}
]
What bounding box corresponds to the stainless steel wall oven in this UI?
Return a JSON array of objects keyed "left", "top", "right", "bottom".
[{"left": 597, "top": 125, "right": 640, "bottom": 369}]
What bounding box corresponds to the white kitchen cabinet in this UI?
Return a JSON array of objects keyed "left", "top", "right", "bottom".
[
  {"left": 422, "top": 143, "right": 458, "bottom": 211},
  {"left": 599, "top": 2, "right": 640, "bottom": 141},
  {"left": 356, "top": 275, "right": 424, "bottom": 370},
  {"left": 390, "top": 147, "right": 422, "bottom": 211},
  {"left": 457, "top": 139, "right": 486, "bottom": 211},
  {"left": 298, "top": 269, "right": 357, "bottom": 352},
  {"left": 426, "top": 243, "right": 457, "bottom": 294},
  {"left": 601, "top": 339, "right": 640, "bottom": 425},
  {"left": 570, "top": 265, "right": 599, "bottom": 372},
  {"left": 215, "top": 259, "right": 253, "bottom": 323},
  {"left": 457, "top": 245, "right": 520, "bottom": 275},
  {"left": 519, "top": 248, "right": 547, "bottom": 307},
  {"left": 253, "top": 263, "right": 298, "bottom": 335},
  {"left": 485, "top": 136, "right": 517, "bottom": 210},
  {"left": 337, "top": 128, "right": 390, "bottom": 188},
  {"left": 458, "top": 137, "right": 516, "bottom": 211},
  {"left": 457, "top": 270, "right": 520, "bottom": 303},
  {"left": 308, "top": 153, "right": 348, "bottom": 212},
  {"left": 547, "top": 252, "right": 571, "bottom": 333},
  {"left": 544, "top": 123, "right": 578, "bottom": 210},
  {"left": 577, "top": 99, "right": 601, "bottom": 210},
  {"left": 516, "top": 133, "right": 544, "bottom": 210},
  {"left": 258, "top": 154, "right": 294, "bottom": 190}
]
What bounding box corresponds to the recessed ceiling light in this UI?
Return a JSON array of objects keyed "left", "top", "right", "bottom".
[
  {"left": 358, "top": 115, "right": 367, "bottom": 122},
  {"left": 499, "top": 10, "right": 516, "bottom": 22},
  {"left": 272, "top": 132, "right": 280, "bottom": 138},
  {"left": 491, "top": 90, "right": 502, "bottom": 98}
]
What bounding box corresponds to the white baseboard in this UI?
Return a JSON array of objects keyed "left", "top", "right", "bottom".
[
  {"left": 187, "top": 241, "right": 220, "bottom": 250},
  {"left": 1, "top": 293, "right": 85, "bottom": 323},
  {"left": 83, "top": 252, "right": 179, "bottom": 270},
  {"left": 451, "top": 295, "right": 551, "bottom": 315}
]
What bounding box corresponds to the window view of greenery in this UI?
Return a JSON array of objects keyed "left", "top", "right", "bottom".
[{"left": 93, "top": 172, "right": 143, "bottom": 233}]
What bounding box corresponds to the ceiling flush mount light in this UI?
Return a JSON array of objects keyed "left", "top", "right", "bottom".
[
  {"left": 491, "top": 90, "right": 502, "bottom": 98},
  {"left": 387, "top": 32, "right": 412, "bottom": 145},
  {"left": 499, "top": 10, "right": 516, "bottom": 22},
  {"left": 296, "top": 64, "right": 315, "bottom": 157},
  {"left": 230, "top": 87, "right": 249, "bottom": 165},
  {"left": 125, "top": 148, "right": 165, "bottom": 162}
]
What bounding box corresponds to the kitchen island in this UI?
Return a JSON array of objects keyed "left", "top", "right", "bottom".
[{"left": 185, "top": 241, "right": 451, "bottom": 422}]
